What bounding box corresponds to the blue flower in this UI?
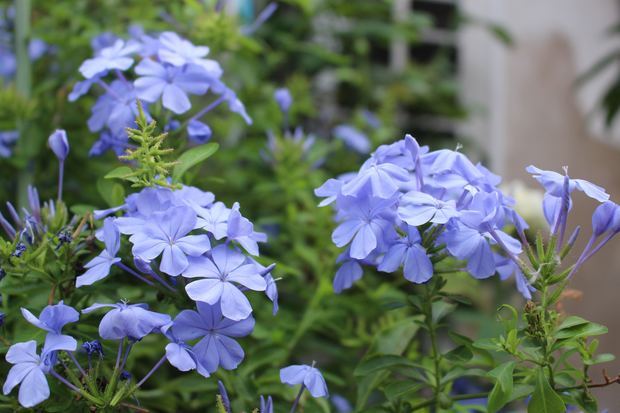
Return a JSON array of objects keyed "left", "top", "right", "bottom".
[
  {"left": 48, "top": 129, "right": 69, "bottom": 162},
  {"left": 82, "top": 301, "right": 171, "bottom": 341},
  {"left": 378, "top": 226, "right": 432, "bottom": 283},
  {"left": 79, "top": 39, "right": 139, "bottom": 79},
  {"left": 333, "top": 258, "right": 363, "bottom": 294},
  {"left": 88, "top": 80, "right": 146, "bottom": 135},
  {"left": 89, "top": 130, "right": 129, "bottom": 157},
  {"left": 68, "top": 75, "right": 102, "bottom": 102},
  {"left": 157, "top": 32, "right": 222, "bottom": 77},
  {"left": 130, "top": 206, "right": 211, "bottom": 276},
  {"left": 341, "top": 159, "right": 409, "bottom": 199},
  {"left": 397, "top": 191, "right": 460, "bottom": 226},
  {"left": 260, "top": 395, "right": 274, "bottom": 413},
  {"left": 76, "top": 218, "right": 121, "bottom": 287},
  {"left": 211, "top": 80, "right": 252, "bottom": 124},
  {"left": 591, "top": 201, "right": 620, "bottom": 237},
  {"left": 315, "top": 177, "right": 346, "bottom": 207},
  {"left": 195, "top": 202, "right": 231, "bottom": 239},
  {"left": 187, "top": 120, "right": 212, "bottom": 143},
  {"left": 161, "top": 323, "right": 210, "bottom": 378},
  {"left": 90, "top": 32, "right": 119, "bottom": 54},
  {"left": 331, "top": 195, "right": 396, "bottom": 260},
  {"left": 171, "top": 302, "right": 254, "bottom": 373},
  {"left": 274, "top": 88, "right": 292, "bottom": 113},
  {"left": 0, "top": 47, "right": 16, "bottom": 79},
  {"left": 20, "top": 301, "right": 79, "bottom": 352},
  {"left": 81, "top": 340, "right": 104, "bottom": 357},
  {"left": 2, "top": 341, "right": 54, "bottom": 407},
  {"left": 526, "top": 165, "right": 609, "bottom": 202},
  {"left": 182, "top": 245, "right": 266, "bottom": 321},
  {"left": 333, "top": 125, "right": 370, "bottom": 154},
  {"left": 280, "top": 364, "right": 329, "bottom": 398},
  {"left": 0, "top": 130, "right": 18, "bottom": 158},
  {"left": 226, "top": 203, "right": 267, "bottom": 256},
  {"left": 134, "top": 60, "right": 211, "bottom": 114}
]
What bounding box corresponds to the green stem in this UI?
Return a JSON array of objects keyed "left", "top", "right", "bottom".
[
  {"left": 409, "top": 391, "right": 488, "bottom": 412},
  {"left": 423, "top": 281, "right": 442, "bottom": 409},
  {"left": 539, "top": 284, "right": 556, "bottom": 388},
  {"left": 14, "top": 0, "right": 34, "bottom": 209}
]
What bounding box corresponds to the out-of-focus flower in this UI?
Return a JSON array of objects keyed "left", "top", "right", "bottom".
[{"left": 280, "top": 364, "right": 329, "bottom": 397}]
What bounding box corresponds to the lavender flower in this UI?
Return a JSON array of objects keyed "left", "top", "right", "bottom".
[
  {"left": 182, "top": 245, "right": 266, "bottom": 321},
  {"left": 79, "top": 39, "right": 139, "bottom": 79},
  {"left": 171, "top": 302, "right": 255, "bottom": 373},
  {"left": 274, "top": 88, "right": 292, "bottom": 113},
  {"left": 130, "top": 206, "right": 211, "bottom": 276},
  {"left": 0, "top": 130, "right": 18, "bottom": 158},
  {"left": 76, "top": 218, "right": 121, "bottom": 287},
  {"left": 47, "top": 130, "right": 69, "bottom": 161},
  {"left": 134, "top": 59, "right": 211, "bottom": 114},
  {"left": 82, "top": 302, "right": 171, "bottom": 341},
  {"left": 280, "top": 364, "right": 329, "bottom": 398},
  {"left": 3, "top": 341, "right": 55, "bottom": 407},
  {"left": 20, "top": 301, "right": 79, "bottom": 352},
  {"left": 333, "top": 125, "right": 370, "bottom": 154},
  {"left": 317, "top": 135, "right": 529, "bottom": 296}
]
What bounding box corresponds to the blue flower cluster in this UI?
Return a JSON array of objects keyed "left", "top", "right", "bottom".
[
  {"left": 70, "top": 28, "right": 252, "bottom": 156},
  {"left": 87, "top": 184, "right": 277, "bottom": 316},
  {"left": 3, "top": 180, "right": 279, "bottom": 407},
  {"left": 317, "top": 135, "right": 620, "bottom": 299},
  {"left": 3, "top": 301, "right": 327, "bottom": 409},
  {"left": 316, "top": 135, "right": 530, "bottom": 294}
]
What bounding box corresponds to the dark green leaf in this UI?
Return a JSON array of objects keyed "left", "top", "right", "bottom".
[
  {"left": 172, "top": 143, "right": 219, "bottom": 182},
  {"left": 354, "top": 355, "right": 417, "bottom": 376},
  {"left": 487, "top": 361, "right": 515, "bottom": 413},
  {"left": 528, "top": 369, "right": 565, "bottom": 413}
]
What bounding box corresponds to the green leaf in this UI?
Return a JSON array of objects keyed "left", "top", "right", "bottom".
[
  {"left": 444, "top": 345, "right": 473, "bottom": 363},
  {"left": 354, "top": 355, "right": 417, "bottom": 376},
  {"left": 487, "top": 361, "right": 515, "bottom": 413},
  {"left": 104, "top": 166, "right": 136, "bottom": 181},
  {"left": 384, "top": 381, "right": 423, "bottom": 401},
  {"left": 556, "top": 316, "right": 608, "bottom": 340},
  {"left": 97, "top": 177, "right": 125, "bottom": 208},
  {"left": 432, "top": 300, "right": 456, "bottom": 324},
  {"left": 585, "top": 353, "right": 615, "bottom": 366},
  {"left": 172, "top": 143, "right": 219, "bottom": 182},
  {"left": 528, "top": 369, "right": 566, "bottom": 413}
]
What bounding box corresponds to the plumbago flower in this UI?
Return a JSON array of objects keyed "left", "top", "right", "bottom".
[
  {"left": 315, "top": 135, "right": 529, "bottom": 295},
  {"left": 317, "top": 134, "right": 620, "bottom": 300},
  {"left": 70, "top": 29, "right": 251, "bottom": 156},
  {"left": 3, "top": 341, "right": 55, "bottom": 408},
  {"left": 0, "top": 124, "right": 278, "bottom": 410}
]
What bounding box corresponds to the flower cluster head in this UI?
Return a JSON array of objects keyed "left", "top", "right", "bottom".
[
  {"left": 70, "top": 29, "right": 252, "bottom": 156},
  {"left": 318, "top": 134, "right": 620, "bottom": 299},
  {"left": 85, "top": 184, "right": 277, "bottom": 317},
  {"left": 316, "top": 135, "right": 531, "bottom": 295}
]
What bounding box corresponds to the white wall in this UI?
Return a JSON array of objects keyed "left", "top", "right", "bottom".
[{"left": 459, "top": 1, "right": 620, "bottom": 409}]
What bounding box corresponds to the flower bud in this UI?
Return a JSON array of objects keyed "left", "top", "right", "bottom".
[
  {"left": 48, "top": 129, "right": 70, "bottom": 161},
  {"left": 187, "top": 120, "right": 212, "bottom": 144},
  {"left": 592, "top": 201, "right": 620, "bottom": 237},
  {"left": 274, "top": 88, "right": 292, "bottom": 114}
]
